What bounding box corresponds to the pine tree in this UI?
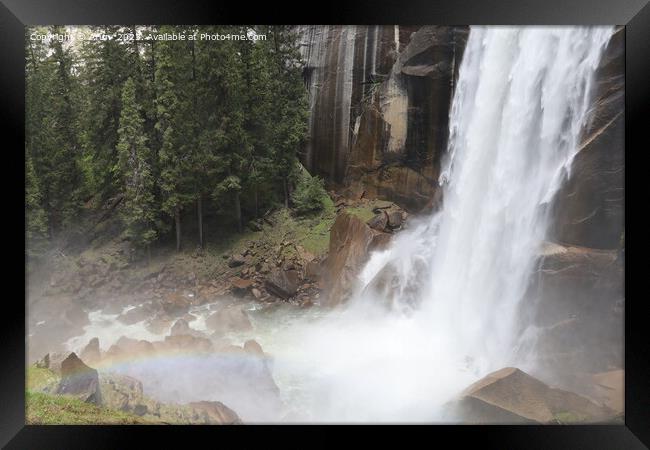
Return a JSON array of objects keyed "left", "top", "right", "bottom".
[
  {"left": 263, "top": 26, "right": 309, "bottom": 208},
  {"left": 116, "top": 77, "right": 158, "bottom": 260},
  {"left": 30, "top": 26, "right": 84, "bottom": 236},
  {"left": 77, "top": 26, "right": 137, "bottom": 202},
  {"left": 155, "top": 26, "right": 195, "bottom": 250},
  {"left": 25, "top": 152, "right": 49, "bottom": 257}
]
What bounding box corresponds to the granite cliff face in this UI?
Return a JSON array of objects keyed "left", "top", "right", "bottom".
[
  {"left": 297, "top": 25, "right": 468, "bottom": 211},
  {"left": 298, "top": 25, "right": 624, "bottom": 231},
  {"left": 550, "top": 26, "right": 625, "bottom": 249}
]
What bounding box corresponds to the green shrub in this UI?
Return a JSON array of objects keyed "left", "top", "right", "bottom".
[{"left": 291, "top": 173, "right": 328, "bottom": 215}]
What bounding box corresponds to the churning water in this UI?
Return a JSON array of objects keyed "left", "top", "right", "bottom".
[{"left": 62, "top": 26, "right": 614, "bottom": 423}]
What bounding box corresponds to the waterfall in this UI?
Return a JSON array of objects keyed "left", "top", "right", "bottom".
[{"left": 293, "top": 26, "right": 614, "bottom": 421}]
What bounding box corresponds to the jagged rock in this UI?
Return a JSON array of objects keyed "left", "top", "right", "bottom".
[
  {"left": 100, "top": 373, "right": 145, "bottom": 412},
  {"left": 104, "top": 337, "right": 156, "bottom": 362},
  {"left": 206, "top": 306, "right": 253, "bottom": 335},
  {"left": 80, "top": 337, "right": 101, "bottom": 365},
  {"left": 450, "top": 367, "right": 615, "bottom": 424},
  {"left": 367, "top": 212, "right": 388, "bottom": 231},
  {"left": 325, "top": 212, "right": 392, "bottom": 306},
  {"left": 243, "top": 339, "right": 265, "bottom": 357},
  {"left": 265, "top": 269, "right": 299, "bottom": 299},
  {"left": 591, "top": 370, "right": 624, "bottom": 415},
  {"left": 386, "top": 210, "right": 403, "bottom": 229},
  {"left": 187, "top": 401, "right": 241, "bottom": 424},
  {"left": 228, "top": 255, "right": 246, "bottom": 268},
  {"left": 372, "top": 201, "right": 393, "bottom": 212},
  {"left": 55, "top": 353, "right": 102, "bottom": 405},
  {"left": 44, "top": 351, "right": 74, "bottom": 376}
]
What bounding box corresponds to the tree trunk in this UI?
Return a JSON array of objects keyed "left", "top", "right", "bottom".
[
  {"left": 234, "top": 191, "right": 242, "bottom": 233},
  {"left": 174, "top": 206, "right": 181, "bottom": 252},
  {"left": 283, "top": 177, "right": 289, "bottom": 208},
  {"left": 197, "top": 194, "right": 204, "bottom": 249},
  {"left": 254, "top": 187, "right": 259, "bottom": 218}
]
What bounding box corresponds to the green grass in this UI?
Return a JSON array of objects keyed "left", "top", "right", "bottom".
[
  {"left": 553, "top": 411, "right": 588, "bottom": 424},
  {"left": 26, "top": 391, "right": 155, "bottom": 425},
  {"left": 26, "top": 366, "right": 59, "bottom": 393}
]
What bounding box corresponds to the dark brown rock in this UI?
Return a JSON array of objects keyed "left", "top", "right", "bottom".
[
  {"left": 56, "top": 353, "right": 102, "bottom": 404},
  {"left": 367, "top": 212, "right": 388, "bottom": 231},
  {"left": 228, "top": 255, "right": 246, "bottom": 268},
  {"left": 265, "top": 269, "right": 299, "bottom": 299},
  {"left": 324, "top": 212, "right": 377, "bottom": 306}
]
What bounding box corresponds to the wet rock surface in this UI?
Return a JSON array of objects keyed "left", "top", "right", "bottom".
[{"left": 449, "top": 367, "right": 616, "bottom": 424}]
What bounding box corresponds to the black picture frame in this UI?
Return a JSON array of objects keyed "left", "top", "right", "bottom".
[{"left": 1, "top": 0, "right": 647, "bottom": 448}]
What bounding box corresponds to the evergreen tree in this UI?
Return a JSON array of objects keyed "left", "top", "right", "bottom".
[
  {"left": 265, "top": 26, "right": 310, "bottom": 207},
  {"left": 77, "top": 26, "right": 137, "bottom": 202},
  {"left": 25, "top": 152, "right": 49, "bottom": 257},
  {"left": 116, "top": 77, "right": 158, "bottom": 259},
  {"left": 155, "top": 26, "right": 195, "bottom": 250}
]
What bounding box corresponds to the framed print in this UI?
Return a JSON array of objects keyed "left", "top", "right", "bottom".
[{"left": 1, "top": 0, "right": 647, "bottom": 447}]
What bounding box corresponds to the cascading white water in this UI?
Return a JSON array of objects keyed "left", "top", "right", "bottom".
[{"left": 262, "top": 26, "right": 614, "bottom": 422}]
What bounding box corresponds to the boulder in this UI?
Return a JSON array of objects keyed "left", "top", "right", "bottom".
[
  {"left": 324, "top": 212, "right": 392, "bottom": 306},
  {"left": 79, "top": 337, "right": 101, "bottom": 365},
  {"left": 55, "top": 353, "right": 102, "bottom": 404},
  {"left": 386, "top": 210, "right": 403, "bottom": 229},
  {"left": 251, "top": 288, "right": 262, "bottom": 299},
  {"left": 265, "top": 269, "right": 299, "bottom": 299},
  {"left": 243, "top": 339, "right": 265, "bottom": 357},
  {"left": 450, "top": 367, "right": 615, "bottom": 424},
  {"left": 228, "top": 255, "right": 246, "bottom": 268},
  {"left": 109, "top": 336, "right": 156, "bottom": 360},
  {"left": 187, "top": 401, "right": 242, "bottom": 424},
  {"left": 367, "top": 212, "right": 388, "bottom": 231},
  {"left": 591, "top": 370, "right": 624, "bottom": 415},
  {"left": 100, "top": 373, "right": 145, "bottom": 413},
  {"left": 206, "top": 306, "right": 253, "bottom": 335}
]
